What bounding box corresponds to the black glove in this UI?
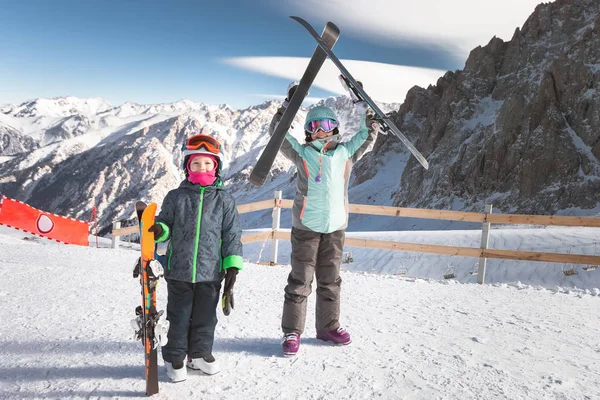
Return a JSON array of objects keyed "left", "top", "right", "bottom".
[
  {"left": 222, "top": 268, "right": 238, "bottom": 316},
  {"left": 148, "top": 223, "right": 163, "bottom": 240},
  {"left": 224, "top": 268, "right": 237, "bottom": 292}
]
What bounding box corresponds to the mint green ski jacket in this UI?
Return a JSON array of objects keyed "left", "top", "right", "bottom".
[{"left": 269, "top": 108, "right": 376, "bottom": 233}]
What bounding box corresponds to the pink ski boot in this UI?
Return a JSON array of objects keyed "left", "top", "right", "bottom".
[
  {"left": 316, "top": 327, "right": 351, "bottom": 345},
  {"left": 282, "top": 333, "right": 301, "bottom": 356}
]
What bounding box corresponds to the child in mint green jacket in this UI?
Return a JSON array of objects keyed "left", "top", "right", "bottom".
[{"left": 269, "top": 85, "right": 377, "bottom": 356}]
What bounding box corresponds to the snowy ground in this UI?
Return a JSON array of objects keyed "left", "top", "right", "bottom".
[{"left": 0, "top": 227, "right": 599, "bottom": 399}]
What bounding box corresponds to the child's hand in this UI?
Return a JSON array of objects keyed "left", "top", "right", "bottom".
[
  {"left": 283, "top": 81, "right": 301, "bottom": 109},
  {"left": 148, "top": 223, "right": 163, "bottom": 239},
  {"left": 354, "top": 101, "right": 369, "bottom": 115}
]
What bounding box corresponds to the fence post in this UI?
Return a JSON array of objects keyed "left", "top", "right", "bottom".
[
  {"left": 477, "top": 204, "right": 493, "bottom": 284},
  {"left": 112, "top": 221, "right": 120, "bottom": 249},
  {"left": 270, "top": 190, "right": 282, "bottom": 265}
]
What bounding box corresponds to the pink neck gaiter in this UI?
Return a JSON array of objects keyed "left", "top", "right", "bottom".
[
  {"left": 187, "top": 155, "right": 218, "bottom": 186},
  {"left": 188, "top": 169, "right": 217, "bottom": 186}
]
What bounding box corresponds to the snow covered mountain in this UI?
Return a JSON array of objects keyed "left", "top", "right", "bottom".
[
  {"left": 0, "top": 95, "right": 397, "bottom": 234},
  {"left": 356, "top": 0, "right": 600, "bottom": 218}
]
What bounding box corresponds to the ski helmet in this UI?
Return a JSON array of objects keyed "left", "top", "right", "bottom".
[
  {"left": 304, "top": 106, "right": 339, "bottom": 143},
  {"left": 181, "top": 134, "right": 224, "bottom": 177}
]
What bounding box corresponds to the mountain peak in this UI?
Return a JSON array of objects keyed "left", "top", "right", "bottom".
[{"left": 2, "top": 96, "right": 113, "bottom": 118}]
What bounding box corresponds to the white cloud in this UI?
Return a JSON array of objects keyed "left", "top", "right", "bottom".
[
  {"left": 276, "top": 0, "right": 547, "bottom": 58},
  {"left": 222, "top": 56, "right": 445, "bottom": 104}
]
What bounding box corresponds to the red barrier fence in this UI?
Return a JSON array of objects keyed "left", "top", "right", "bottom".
[{"left": 0, "top": 196, "right": 89, "bottom": 246}]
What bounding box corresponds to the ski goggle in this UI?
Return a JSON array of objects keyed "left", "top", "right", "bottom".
[
  {"left": 183, "top": 134, "right": 221, "bottom": 154},
  {"left": 306, "top": 118, "right": 339, "bottom": 134}
]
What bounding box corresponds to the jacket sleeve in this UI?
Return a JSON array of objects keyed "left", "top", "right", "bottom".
[
  {"left": 154, "top": 191, "right": 175, "bottom": 243},
  {"left": 269, "top": 106, "right": 302, "bottom": 164},
  {"left": 221, "top": 193, "right": 243, "bottom": 270},
  {"left": 345, "top": 113, "right": 377, "bottom": 163}
]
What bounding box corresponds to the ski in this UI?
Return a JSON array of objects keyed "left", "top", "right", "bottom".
[
  {"left": 291, "top": 16, "right": 430, "bottom": 170},
  {"left": 249, "top": 20, "right": 340, "bottom": 186},
  {"left": 132, "top": 201, "right": 168, "bottom": 396}
]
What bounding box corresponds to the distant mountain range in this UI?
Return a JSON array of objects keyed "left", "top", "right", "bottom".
[{"left": 0, "top": 94, "right": 399, "bottom": 234}]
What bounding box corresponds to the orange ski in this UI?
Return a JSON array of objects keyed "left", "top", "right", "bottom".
[{"left": 132, "top": 201, "right": 166, "bottom": 396}]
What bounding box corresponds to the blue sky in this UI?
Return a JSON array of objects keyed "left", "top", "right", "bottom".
[{"left": 0, "top": 0, "right": 544, "bottom": 108}]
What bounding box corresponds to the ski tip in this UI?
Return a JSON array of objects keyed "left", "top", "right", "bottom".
[
  {"left": 290, "top": 16, "right": 340, "bottom": 36},
  {"left": 248, "top": 174, "right": 266, "bottom": 187},
  {"left": 325, "top": 21, "right": 340, "bottom": 34},
  {"left": 135, "top": 201, "right": 148, "bottom": 221}
]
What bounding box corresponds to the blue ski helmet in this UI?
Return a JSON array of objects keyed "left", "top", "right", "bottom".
[
  {"left": 304, "top": 106, "right": 338, "bottom": 131},
  {"left": 304, "top": 106, "right": 339, "bottom": 143}
]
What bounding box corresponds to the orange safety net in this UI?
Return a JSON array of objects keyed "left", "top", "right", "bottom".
[{"left": 0, "top": 196, "right": 89, "bottom": 246}]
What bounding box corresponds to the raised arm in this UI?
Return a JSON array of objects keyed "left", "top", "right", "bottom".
[
  {"left": 343, "top": 102, "right": 377, "bottom": 162},
  {"left": 350, "top": 112, "right": 378, "bottom": 163},
  {"left": 268, "top": 105, "right": 304, "bottom": 164}
]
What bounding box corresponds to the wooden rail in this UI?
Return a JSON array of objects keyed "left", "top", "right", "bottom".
[
  {"left": 113, "top": 225, "right": 138, "bottom": 237},
  {"left": 111, "top": 195, "right": 600, "bottom": 284},
  {"left": 114, "top": 200, "right": 600, "bottom": 235},
  {"left": 112, "top": 200, "right": 278, "bottom": 238},
  {"left": 241, "top": 231, "right": 273, "bottom": 245},
  {"left": 276, "top": 201, "right": 600, "bottom": 227},
  {"left": 270, "top": 231, "right": 600, "bottom": 266},
  {"left": 237, "top": 199, "right": 275, "bottom": 214}
]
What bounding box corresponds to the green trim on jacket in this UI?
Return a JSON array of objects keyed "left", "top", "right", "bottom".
[
  {"left": 223, "top": 255, "right": 243, "bottom": 270},
  {"left": 154, "top": 222, "right": 170, "bottom": 243},
  {"left": 191, "top": 186, "right": 206, "bottom": 283}
]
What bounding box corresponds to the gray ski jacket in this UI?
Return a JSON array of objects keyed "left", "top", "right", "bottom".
[{"left": 154, "top": 180, "right": 243, "bottom": 283}]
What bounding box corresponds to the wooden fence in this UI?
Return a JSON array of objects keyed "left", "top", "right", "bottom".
[{"left": 112, "top": 191, "right": 600, "bottom": 284}]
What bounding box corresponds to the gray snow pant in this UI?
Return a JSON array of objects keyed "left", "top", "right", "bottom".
[
  {"left": 282, "top": 227, "right": 345, "bottom": 334},
  {"left": 161, "top": 279, "right": 221, "bottom": 363}
]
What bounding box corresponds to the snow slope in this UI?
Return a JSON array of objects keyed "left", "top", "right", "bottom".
[{"left": 0, "top": 227, "right": 599, "bottom": 399}]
